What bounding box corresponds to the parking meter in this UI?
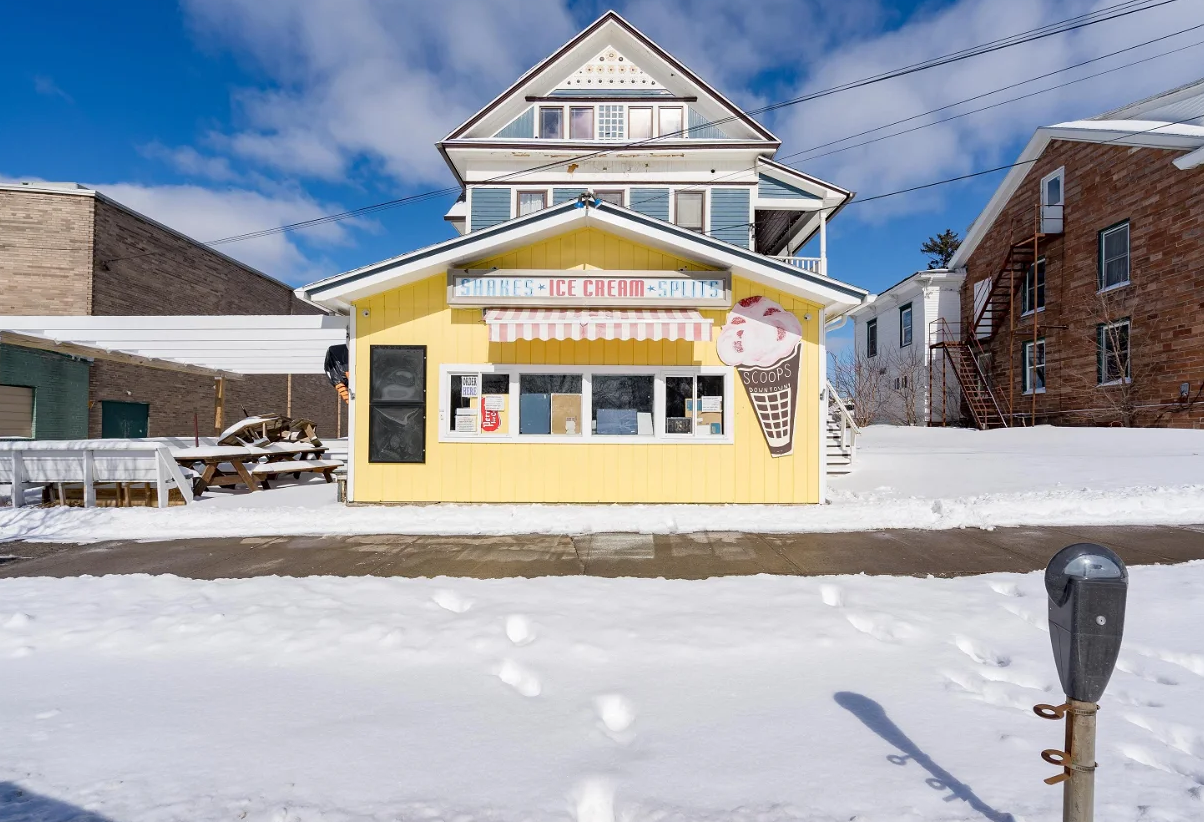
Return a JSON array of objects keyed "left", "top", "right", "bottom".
[{"left": 1045, "top": 543, "right": 1128, "bottom": 703}]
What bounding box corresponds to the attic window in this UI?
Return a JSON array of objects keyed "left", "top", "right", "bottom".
[{"left": 598, "top": 105, "right": 624, "bottom": 140}]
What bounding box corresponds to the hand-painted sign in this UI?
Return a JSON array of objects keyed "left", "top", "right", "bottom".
[
  {"left": 447, "top": 269, "right": 730, "bottom": 307},
  {"left": 717, "top": 296, "right": 803, "bottom": 458}
]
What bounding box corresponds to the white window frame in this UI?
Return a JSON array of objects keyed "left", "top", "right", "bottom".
[
  {"left": 437, "top": 364, "right": 734, "bottom": 445},
  {"left": 597, "top": 104, "right": 625, "bottom": 141},
  {"left": 865, "top": 318, "right": 878, "bottom": 358},
  {"left": 1021, "top": 257, "right": 1046, "bottom": 317},
  {"left": 898, "top": 303, "right": 913, "bottom": 348},
  {"left": 1099, "top": 221, "right": 1131, "bottom": 293},
  {"left": 673, "top": 189, "right": 707, "bottom": 233},
  {"left": 1023, "top": 338, "right": 1046, "bottom": 395},
  {"left": 1097, "top": 319, "right": 1131, "bottom": 386},
  {"left": 1041, "top": 167, "right": 1064, "bottom": 207}
]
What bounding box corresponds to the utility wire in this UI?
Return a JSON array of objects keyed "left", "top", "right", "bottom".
[{"left": 98, "top": 0, "right": 1181, "bottom": 263}]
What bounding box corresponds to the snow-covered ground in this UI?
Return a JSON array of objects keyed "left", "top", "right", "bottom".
[
  {"left": 3, "top": 565, "right": 1203, "bottom": 821},
  {"left": 2, "top": 425, "right": 1202, "bottom": 541}
]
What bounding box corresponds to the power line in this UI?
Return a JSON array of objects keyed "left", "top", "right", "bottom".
[{"left": 98, "top": 0, "right": 1181, "bottom": 263}]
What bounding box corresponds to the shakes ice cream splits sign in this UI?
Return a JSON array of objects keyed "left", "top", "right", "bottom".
[{"left": 717, "top": 296, "right": 803, "bottom": 457}]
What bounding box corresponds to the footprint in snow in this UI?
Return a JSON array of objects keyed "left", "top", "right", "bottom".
[
  {"left": 987, "top": 580, "right": 1022, "bottom": 598},
  {"left": 496, "top": 659, "right": 541, "bottom": 697},
  {"left": 954, "top": 635, "right": 1011, "bottom": 667},
  {"left": 594, "top": 694, "right": 636, "bottom": 742},
  {"left": 819, "top": 584, "right": 844, "bottom": 608},
  {"left": 572, "top": 777, "right": 616, "bottom": 822},
  {"left": 506, "top": 615, "right": 536, "bottom": 646},
  {"left": 3, "top": 613, "right": 33, "bottom": 629},
  {"left": 35, "top": 710, "right": 60, "bottom": 720},
  {"left": 432, "top": 589, "right": 472, "bottom": 614}
]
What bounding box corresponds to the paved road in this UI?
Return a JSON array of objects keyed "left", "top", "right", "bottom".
[{"left": 2, "top": 524, "right": 1203, "bottom": 579}]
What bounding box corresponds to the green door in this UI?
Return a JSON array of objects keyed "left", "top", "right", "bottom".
[{"left": 101, "top": 401, "right": 149, "bottom": 438}]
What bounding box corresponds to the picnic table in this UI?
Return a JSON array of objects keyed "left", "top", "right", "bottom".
[{"left": 173, "top": 443, "right": 330, "bottom": 494}]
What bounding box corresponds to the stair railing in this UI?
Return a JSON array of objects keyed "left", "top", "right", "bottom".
[
  {"left": 826, "top": 379, "right": 860, "bottom": 456},
  {"left": 930, "top": 319, "right": 1009, "bottom": 428}
]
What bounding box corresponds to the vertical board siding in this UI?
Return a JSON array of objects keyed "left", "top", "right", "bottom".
[
  {"left": 552, "top": 188, "right": 587, "bottom": 205},
  {"left": 687, "top": 107, "right": 730, "bottom": 140},
  {"left": 710, "top": 188, "right": 751, "bottom": 248},
  {"left": 495, "top": 106, "right": 534, "bottom": 138},
  {"left": 352, "top": 227, "right": 822, "bottom": 504},
  {"left": 757, "top": 173, "right": 821, "bottom": 200},
  {"left": 629, "top": 188, "right": 671, "bottom": 222},
  {"left": 469, "top": 188, "right": 512, "bottom": 232}
]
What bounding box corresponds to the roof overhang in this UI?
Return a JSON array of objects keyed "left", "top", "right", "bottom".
[
  {"left": 847, "top": 269, "right": 965, "bottom": 319},
  {"left": 443, "top": 11, "right": 777, "bottom": 146},
  {"left": 300, "top": 198, "right": 869, "bottom": 312},
  {"left": 950, "top": 121, "right": 1204, "bottom": 269},
  {"left": 753, "top": 158, "right": 854, "bottom": 255},
  {"left": 0, "top": 315, "right": 348, "bottom": 376}
]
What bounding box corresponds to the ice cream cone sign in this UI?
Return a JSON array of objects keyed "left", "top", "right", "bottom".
[{"left": 717, "top": 296, "right": 803, "bottom": 457}]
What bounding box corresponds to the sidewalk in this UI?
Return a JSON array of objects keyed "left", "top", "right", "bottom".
[{"left": 2, "top": 524, "right": 1202, "bottom": 579}]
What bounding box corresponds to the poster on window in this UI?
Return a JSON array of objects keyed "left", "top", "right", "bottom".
[
  {"left": 716, "top": 296, "right": 802, "bottom": 458},
  {"left": 460, "top": 375, "right": 479, "bottom": 397}
]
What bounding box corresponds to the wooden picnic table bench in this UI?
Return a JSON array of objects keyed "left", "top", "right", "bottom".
[
  {"left": 173, "top": 443, "right": 331, "bottom": 494},
  {"left": 250, "top": 459, "right": 341, "bottom": 489}
]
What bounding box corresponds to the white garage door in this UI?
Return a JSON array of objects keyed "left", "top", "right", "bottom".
[{"left": 0, "top": 385, "right": 34, "bottom": 438}]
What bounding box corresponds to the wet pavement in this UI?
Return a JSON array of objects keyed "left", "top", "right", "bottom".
[{"left": 1, "top": 524, "right": 1202, "bottom": 579}]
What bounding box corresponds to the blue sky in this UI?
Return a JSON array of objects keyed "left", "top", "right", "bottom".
[{"left": 4, "top": 0, "right": 1203, "bottom": 305}]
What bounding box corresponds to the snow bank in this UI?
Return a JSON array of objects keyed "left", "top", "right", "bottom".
[
  {"left": 2, "top": 427, "right": 1202, "bottom": 542},
  {"left": 2, "top": 566, "right": 1203, "bottom": 821}
]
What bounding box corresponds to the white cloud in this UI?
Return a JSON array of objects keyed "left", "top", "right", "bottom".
[
  {"left": 773, "top": 0, "right": 1204, "bottom": 221},
  {"left": 181, "top": 0, "right": 580, "bottom": 184},
  {"left": 89, "top": 183, "right": 354, "bottom": 283},
  {"left": 32, "top": 74, "right": 73, "bottom": 103},
  {"left": 140, "top": 143, "right": 240, "bottom": 182}
]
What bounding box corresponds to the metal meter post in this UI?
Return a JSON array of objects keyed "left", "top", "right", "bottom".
[{"left": 1033, "top": 543, "right": 1128, "bottom": 822}]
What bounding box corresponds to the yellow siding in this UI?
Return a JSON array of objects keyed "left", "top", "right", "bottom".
[{"left": 353, "top": 227, "right": 822, "bottom": 504}]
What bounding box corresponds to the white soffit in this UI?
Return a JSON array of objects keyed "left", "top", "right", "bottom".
[{"left": 0, "top": 315, "right": 348, "bottom": 375}]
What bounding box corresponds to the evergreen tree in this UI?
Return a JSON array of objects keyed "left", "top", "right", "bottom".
[{"left": 921, "top": 229, "right": 962, "bottom": 269}]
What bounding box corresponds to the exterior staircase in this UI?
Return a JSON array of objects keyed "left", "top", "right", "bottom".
[
  {"left": 934, "top": 338, "right": 1008, "bottom": 429},
  {"left": 826, "top": 380, "right": 859, "bottom": 474}
]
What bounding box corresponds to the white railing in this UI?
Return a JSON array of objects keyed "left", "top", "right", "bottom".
[
  {"left": 0, "top": 440, "right": 195, "bottom": 508},
  {"left": 826, "top": 380, "right": 861, "bottom": 456},
  {"left": 773, "top": 256, "right": 826, "bottom": 276}
]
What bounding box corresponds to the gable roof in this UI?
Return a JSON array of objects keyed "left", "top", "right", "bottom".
[
  {"left": 443, "top": 11, "right": 777, "bottom": 144},
  {"left": 298, "top": 197, "right": 868, "bottom": 312},
  {"left": 949, "top": 117, "right": 1204, "bottom": 271}
]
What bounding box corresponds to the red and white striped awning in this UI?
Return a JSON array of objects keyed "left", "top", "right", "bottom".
[{"left": 485, "top": 308, "right": 713, "bottom": 343}]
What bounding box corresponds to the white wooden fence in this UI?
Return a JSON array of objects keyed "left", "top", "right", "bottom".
[{"left": 0, "top": 440, "right": 195, "bottom": 508}]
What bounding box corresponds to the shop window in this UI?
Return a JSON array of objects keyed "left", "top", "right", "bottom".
[
  {"left": 1022, "top": 258, "right": 1046, "bottom": 315},
  {"left": 519, "top": 374, "right": 583, "bottom": 436},
  {"left": 593, "top": 190, "right": 624, "bottom": 206},
  {"left": 675, "top": 191, "right": 704, "bottom": 233},
  {"left": 866, "top": 318, "right": 878, "bottom": 358},
  {"left": 539, "top": 107, "right": 563, "bottom": 139},
  {"left": 592, "top": 374, "right": 654, "bottom": 436},
  {"left": 1023, "top": 338, "right": 1046, "bottom": 394},
  {"left": 659, "top": 107, "right": 683, "bottom": 138},
  {"left": 664, "top": 374, "right": 725, "bottom": 437},
  {"left": 449, "top": 373, "right": 510, "bottom": 435},
  {"left": 628, "top": 106, "right": 653, "bottom": 140},
  {"left": 369, "top": 345, "right": 426, "bottom": 463},
  {"left": 899, "top": 303, "right": 913, "bottom": 347},
  {"left": 1097, "top": 319, "right": 1130, "bottom": 385},
  {"left": 570, "top": 107, "right": 594, "bottom": 140},
  {"left": 1099, "top": 221, "right": 1130, "bottom": 290},
  {"left": 517, "top": 190, "right": 547, "bottom": 216},
  {"left": 598, "top": 105, "right": 624, "bottom": 140}
]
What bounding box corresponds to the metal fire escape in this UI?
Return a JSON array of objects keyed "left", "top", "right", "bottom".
[{"left": 930, "top": 200, "right": 1063, "bottom": 429}]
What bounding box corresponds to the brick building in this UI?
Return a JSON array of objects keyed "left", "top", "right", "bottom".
[
  {"left": 0, "top": 181, "right": 345, "bottom": 439},
  {"left": 944, "top": 81, "right": 1204, "bottom": 429}
]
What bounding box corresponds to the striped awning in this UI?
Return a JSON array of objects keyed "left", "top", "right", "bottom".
[{"left": 484, "top": 308, "right": 713, "bottom": 343}]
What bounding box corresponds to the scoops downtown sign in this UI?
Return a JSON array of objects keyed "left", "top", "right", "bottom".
[{"left": 447, "top": 269, "right": 731, "bottom": 308}]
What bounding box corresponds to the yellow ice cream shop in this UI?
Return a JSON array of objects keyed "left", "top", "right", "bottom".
[{"left": 298, "top": 11, "right": 869, "bottom": 505}]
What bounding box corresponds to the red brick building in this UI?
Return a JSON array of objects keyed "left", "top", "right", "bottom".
[
  {"left": 944, "top": 81, "right": 1204, "bottom": 429},
  {"left": 0, "top": 181, "right": 345, "bottom": 439}
]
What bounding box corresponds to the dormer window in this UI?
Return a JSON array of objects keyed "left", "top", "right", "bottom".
[
  {"left": 628, "top": 107, "right": 653, "bottom": 140},
  {"left": 659, "top": 107, "right": 683, "bottom": 139},
  {"left": 570, "top": 107, "right": 594, "bottom": 140},
  {"left": 539, "top": 107, "right": 563, "bottom": 139}
]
